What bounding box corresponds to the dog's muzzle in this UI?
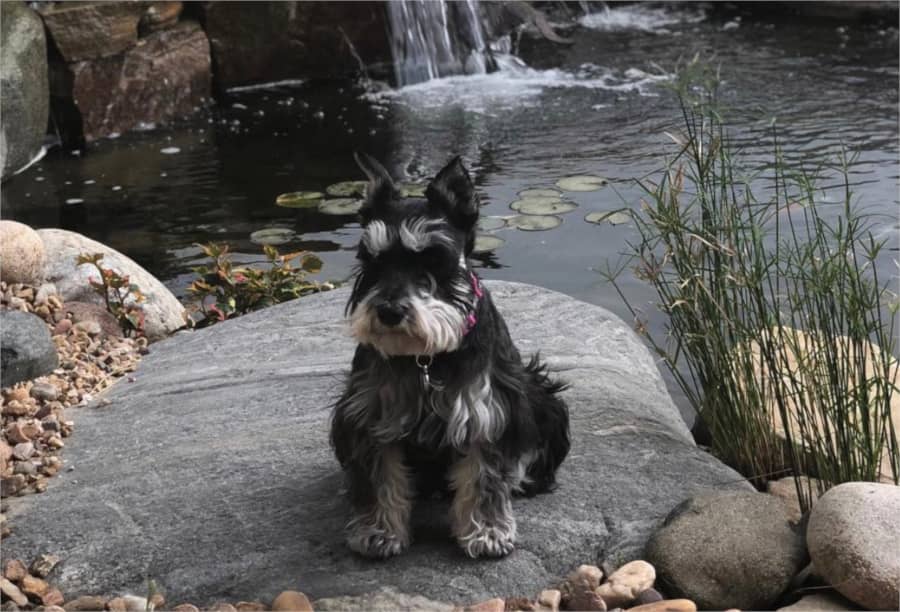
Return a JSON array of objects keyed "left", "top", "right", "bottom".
[{"left": 375, "top": 302, "right": 408, "bottom": 327}]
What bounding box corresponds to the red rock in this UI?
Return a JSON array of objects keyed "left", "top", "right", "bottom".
[
  {"left": 2, "top": 400, "right": 31, "bottom": 418},
  {"left": 272, "top": 591, "right": 312, "bottom": 612},
  {"left": 53, "top": 319, "right": 73, "bottom": 336},
  {"left": 561, "top": 565, "right": 606, "bottom": 611},
  {"left": 21, "top": 574, "right": 50, "bottom": 599},
  {"left": 50, "top": 21, "right": 211, "bottom": 144},
  {"left": 63, "top": 594, "right": 109, "bottom": 610},
  {"left": 42, "top": 588, "right": 65, "bottom": 607},
  {"left": 38, "top": 2, "right": 143, "bottom": 62},
  {"left": 6, "top": 420, "right": 42, "bottom": 444},
  {"left": 2, "top": 559, "right": 27, "bottom": 582},
  {"left": 140, "top": 2, "right": 183, "bottom": 33},
  {"left": 624, "top": 600, "right": 696, "bottom": 612},
  {"left": 466, "top": 598, "right": 506, "bottom": 612}
]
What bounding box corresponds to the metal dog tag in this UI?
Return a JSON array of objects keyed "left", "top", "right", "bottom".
[{"left": 416, "top": 355, "right": 444, "bottom": 392}]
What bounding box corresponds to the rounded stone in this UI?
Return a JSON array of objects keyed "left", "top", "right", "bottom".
[
  {"left": 807, "top": 482, "right": 900, "bottom": 610},
  {"left": 272, "top": 591, "right": 312, "bottom": 612},
  {"left": 0, "top": 221, "right": 45, "bottom": 285},
  {"left": 645, "top": 491, "right": 807, "bottom": 610},
  {"left": 0, "top": 310, "right": 58, "bottom": 386}
]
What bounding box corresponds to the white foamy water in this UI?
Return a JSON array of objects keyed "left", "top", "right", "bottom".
[
  {"left": 579, "top": 4, "right": 706, "bottom": 33},
  {"left": 368, "top": 55, "right": 672, "bottom": 112}
]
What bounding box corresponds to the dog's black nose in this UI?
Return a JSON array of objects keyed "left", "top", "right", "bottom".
[{"left": 376, "top": 302, "right": 408, "bottom": 327}]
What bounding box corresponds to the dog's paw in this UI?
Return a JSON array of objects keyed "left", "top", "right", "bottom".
[
  {"left": 346, "top": 520, "right": 410, "bottom": 559},
  {"left": 458, "top": 524, "right": 516, "bottom": 558}
]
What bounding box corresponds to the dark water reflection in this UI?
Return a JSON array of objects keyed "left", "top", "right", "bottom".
[{"left": 3, "top": 5, "right": 898, "bottom": 421}]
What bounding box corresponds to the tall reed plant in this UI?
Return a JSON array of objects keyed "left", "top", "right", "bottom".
[{"left": 604, "top": 61, "right": 899, "bottom": 508}]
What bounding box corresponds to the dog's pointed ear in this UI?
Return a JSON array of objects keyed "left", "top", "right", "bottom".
[
  {"left": 354, "top": 152, "right": 396, "bottom": 223},
  {"left": 426, "top": 156, "right": 478, "bottom": 230}
]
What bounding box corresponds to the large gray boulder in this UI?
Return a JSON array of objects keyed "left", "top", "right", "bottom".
[
  {"left": 0, "top": 2, "right": 49, "bottom": 180},
  {"left": 36, "top": 229, "right": 186, "bottom": 342},
  {"left": 3, "top": 282, "right": 750, "bottom": 606}
]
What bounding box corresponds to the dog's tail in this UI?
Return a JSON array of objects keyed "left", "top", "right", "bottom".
[{"left": 520, "top": 354, "right": 570, "bottom": 496}]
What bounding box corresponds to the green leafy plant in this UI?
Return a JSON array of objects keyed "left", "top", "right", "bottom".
[
  {"left": 76, "top": 253, "right": 146, "bottom": 337},
  {"left": 601, "top": 60, "right": 898, "bottom": 506},
  {"left": 188, "top": 242, "right": 325, "bottom": 327}
]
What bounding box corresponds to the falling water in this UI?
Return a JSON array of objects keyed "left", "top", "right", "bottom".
[{"left": 387, "top": 0, "right": 492, "bottom": 87}]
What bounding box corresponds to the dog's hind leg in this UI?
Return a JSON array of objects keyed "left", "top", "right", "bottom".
[
  {"left": 343, "top": 444, "right": 413, "bottom": 558},
  {"left": 449, "top": 446, "right": 517, "bottom": 558}
]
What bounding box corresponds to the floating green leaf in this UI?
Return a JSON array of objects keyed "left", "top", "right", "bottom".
[
  {"left": 556, "top": 175, "right": 608, "bottom": 192},
  {"left": 400, "top": 182, "right": 427, "bottom": 197},
  {"left": 510, "top": 196, "right": 563, "bottom": 212},
  {"left": 518, "top": 188, "right": 561, "bottom": 198},
  {"left": 477, "top": 216, "right": 507, "bottom": 232},
  {"left": 326, "top": 181, "right": 368, "bottom": 198},
  {"left": 507, "top": 215, "right": 562, "bottom": 231},
  {"left": 250, "top": 227, "right": 298, "bottom": 246},
  {"left": 516, "top": 199, "right": 578, "bottom": 216},
  {"left": 472, "top": 234, "right": 506, "bottom": 253},
  {"left": 585, "top": 211, "right": 630, "bottom": 226},
  {"left": 318, "top": 198, "right": 364, "bottom": 216},
  {"left": 275, "top": 191, "right": 324, "bottom": 208}
]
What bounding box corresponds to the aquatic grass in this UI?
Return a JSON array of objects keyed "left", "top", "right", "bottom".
[{"left": 602, "top": 61, "right": 899, "bottom": 506}]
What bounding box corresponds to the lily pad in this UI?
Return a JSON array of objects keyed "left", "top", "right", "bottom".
[
  {"left": 477, "top": 216, "right": 507, "bottom": 232},
  {"left": 518, "top": 188, "right": 562, "bottom": 198},
  {"left": 400, "top": 182, "right": 427, "bottom": 198},
  {"left": 326, "top": 181, "right": 368, "bottom": 198},
  {"left": 585, "top": 211, "right": 630, "bottom": 226},
  {"left": 318, "top": 198, "right": 364, "bottom": 216},
  {"left": 556, "top": 175, "right": 608, "bottom": 192},
  {"left": 472, "top": 234, "right": 506, "bottom": 253},
  {"left": 510, "top": 196, "right": 564, "bottom": 212},
  {"left": 515, "top": 199, "right": 578, "bottom": 216},
  {"left": 507, "top": 215, "right": 563, "bottom": 231},
  {"left": 275, "top": 191, "right": 324, "bottom": 208},
  {"left": 250, "top": 227, "right": 297, "bottom": 246}
]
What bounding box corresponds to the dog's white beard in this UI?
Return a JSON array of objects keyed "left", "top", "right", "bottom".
[{"left": 350, "top": 294, "right": 466, "bottom": 356}]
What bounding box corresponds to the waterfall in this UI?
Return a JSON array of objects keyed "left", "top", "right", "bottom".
[{"left": 387, "top": 0, "right": 492, "bottom": 87}]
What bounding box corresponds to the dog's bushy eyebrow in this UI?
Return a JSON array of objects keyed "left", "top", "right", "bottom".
[
  {"left": 362, "top": 217, "right": 455, "bottom": 257},
  {"left": 398, "top": 217, "right": 454, "bottom": 252}
]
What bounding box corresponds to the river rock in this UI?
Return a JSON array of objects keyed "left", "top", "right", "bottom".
[
  {"left": 807, "top": 482, "right": 900, "bottom": 610},
  {"left": 767, "top": 476, "right": 823, "bottom": 523},
  {"left": 37, "top": 2, "right": 143, "bottom": 62},
  {"left": 0, "top": 311, "right": 58, "bottom": 386},
  {"left": 48, "top": 20, "right": 211, "bottom": 145},
  {"left": 0, "top": 2, "right": 48, "bottom": 180},
  {"left": 37, "top": 228, "right": 186, "bottom": 341},
  {"left": 0, "top": 221, "right": 44, "bottom": 285},
  {"left": 203, "top": 2, "right": 392, "bottom": 88},
  {"left": 776, "top": 592, "right": 857, "bottom": 611},
  {"left": 0, "top": 283, "right": 749, "bottom": 605},
  {"left": 595, "top": 560, "right": 655, "bottom": 608},
  {"left": 314, "top": 588, "right": 453, "bottom": 612},
  {"left": 645, "top": 491, "right": 807, "bottom": 610},
  {"left": 271, "top": 591, "right": 311, "bottom": 612},
  {"left": 62, "top": 301, "right": 124, "bottom": 339}
]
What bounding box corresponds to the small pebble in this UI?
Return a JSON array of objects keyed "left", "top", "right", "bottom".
[
  {"left": 465, "top": 598, "right": 506, "bottom": 612},
  {"left": 0, "top": 578, "right": 28, "bottom": 607},
  {"left": 30, "top": 382, "right": 58, "bottom": 402},
  {"left": 21, "top": 573, "right": 50, "bottom": 598},
  {"left": 537, "top": 589, "right": 561, "bottom": 612},
  {"left": 235, "top": 602, "right": 266, "bottom": 612},
  {"left": 635, "top": 589, "right": 664, "bottom": 605},
  {"left": 597, "top": 561, "right": 656, "bottom": 609},
  {"left": 208, "top": 604, "right": 237, "bottom": 612},
  {"left": 172, "top": 605, "right": 200, "bottom": 612},
  {"left": 30, "top": 554, "right": 60, "bottom": 578},
  {"left": 624, "top": 600, "right": 696, "bottom": 612},
  {"left": 63, "top": 595, "right": 109, "bottom": 611}
]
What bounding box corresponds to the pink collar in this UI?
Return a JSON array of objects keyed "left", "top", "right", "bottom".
[{"left": 463, "top": 271, "right": 483, "bottom": 336}]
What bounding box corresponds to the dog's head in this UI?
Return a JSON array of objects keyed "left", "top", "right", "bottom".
[{"left": 347, "top": 153, "right": 481, "bottom": 357}]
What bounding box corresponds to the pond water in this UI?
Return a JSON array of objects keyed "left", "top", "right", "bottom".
[{"left": 3, "top": 4, "right": 898, "bottom": 421}]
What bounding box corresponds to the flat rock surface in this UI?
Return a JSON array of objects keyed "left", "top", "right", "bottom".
[{"left": 3, "top": 282, "right": 749, "bottom": 605}]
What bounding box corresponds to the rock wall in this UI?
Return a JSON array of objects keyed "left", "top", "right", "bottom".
[
  {"left": 0, "top": 2, "right": 49, "bottom": 180},
  {"left": 41, "top": 2, "right": 211, "bottom": 146}
]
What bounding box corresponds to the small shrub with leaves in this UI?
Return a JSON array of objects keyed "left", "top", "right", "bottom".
[
  {"left": 76, "top": 253, "right": 146, "bottom": 337},
  {"left": 188, "top": 242, "right": 325, "bottom": 327}
]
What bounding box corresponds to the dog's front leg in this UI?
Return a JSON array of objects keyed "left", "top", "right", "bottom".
[
  {"left": 344, "top": 444, "right": 413, "bottom": 559},
  {"left": 449, "top": 446, "right": 517, "bottom": 558}
]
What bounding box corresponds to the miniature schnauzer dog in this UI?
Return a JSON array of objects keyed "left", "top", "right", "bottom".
[{"left": 330, "top": 153, "right": 570, "bottom": 559}]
